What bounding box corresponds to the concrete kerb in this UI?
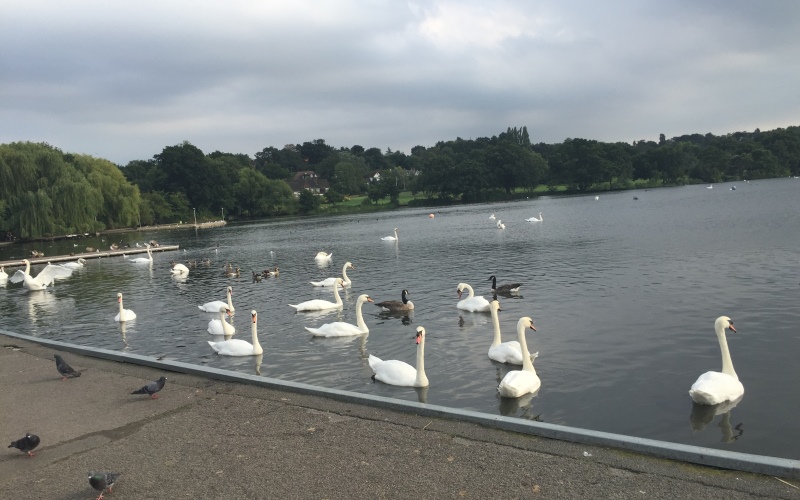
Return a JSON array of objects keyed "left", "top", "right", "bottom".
[{"left": 2, "top": 328, "right": 798, "bottom": 480}]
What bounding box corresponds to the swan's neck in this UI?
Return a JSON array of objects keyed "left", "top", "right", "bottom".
[
  {"left": 415, "top": 337, "right": 428, "bottom": 386},
  {"left": 518, "top": 322, "right": 536, "bottom": 373},
  {"left": 24, "top": 261, "right": 30, "bottom": 275},
  {"left": 490, "top": 307, "right": 502, "bottom": 347},
  {"left": 252, "top": 321, "right": 263, "bottom": 355},
  {"left": 341, "top": 265, "right": 350, "bottom": 282},
  {"left": 333, "top": 284, "right": 343, "bottom": 304},
  {"left": 226, "top": 291, "right": 233, "bottom": 309},
  {"left": 463, "top": 284, "right": 475, "bottom": 299},
  {"left": 355, "top": 300, "right": 367, "bottom": 331},
  {"left": 716, "top": 325, "right": 737, "bottom": 379},
  {"left": 394, "top": 229, "right": 398, "bottom": 240},
  {"left": 119, "top": 299, "right": 124, "bottom": 315}
]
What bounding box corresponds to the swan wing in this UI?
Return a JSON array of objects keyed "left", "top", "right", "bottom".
[
  {"left": 498, "top": 370, "right": 540, "bottom": 398},
  {"left": 199, "top": 300, "right": 227, "bottom": 312},
  {"left": 689, "top": 371, "right": 743, "bottom": 405},
  {"left": 289, "top": 299, "right": 340, "bottom": 311},
  {"left": 370, "top": 359, "right": 417, "bottom": 386},
  {"left": 207, "top": 339, "right": 253, "bottom": 356},
  {"left": 305, "top": 322, "right": 362, "bottom": 337},
  {"left": 310, "top": 277, "right": 336, "bottom": 287},
  {"left": 9, "top": 270, "right": 26, "bottom": 284},
  {"left": 489, "top": 342, "right": 524, "bottom": 365}
]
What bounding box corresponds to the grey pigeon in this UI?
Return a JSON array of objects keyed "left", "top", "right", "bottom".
[
  {"left": 131, "top": 376, "right": 167, "bottom": 399},
  {"left": 88, "top": 471, "right": 120, "bottom": 500},
  {"left": 8, "top": 433, "right": 40, "bottom": 457},
  {"left": 54, "top": 354, "right": 81, "bottom": 380}
]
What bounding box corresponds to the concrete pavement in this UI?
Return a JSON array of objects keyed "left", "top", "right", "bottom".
[{"left": 1, "top": 335, "right": 797, "bottom": 499}]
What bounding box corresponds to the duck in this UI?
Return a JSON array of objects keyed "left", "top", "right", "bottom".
[
  {"left": 381, "top": 227, "right": 399, "bottom": 241},
  {"left": 305, "top": 294, "right": 374, "bottom": 337},
  {"left": 497, "top": 317, "right": 540, "bottom": 398},
  {"left": 489, "top": 214, "right": 496, "bottom": 220},
  {"left": 488, "top": 275, "right": 522, "bottom": 295},
  {"left": 9, "top": 259, "right": 73, "bottom": 290},
  {"left": 207, "top": 306, "right": 235, "bottom": 336},
  {"left": 61, "top": 258, "right": 87, "bottom": 269},
  {"left": 114, "top": 292, "right": 136, "bottom": 322},
  {"left": 224, "top": 267, "right": 241, "bottom": 278},
  {"left": 496, "top": 220, "right": 505, "bottom": 229},
  {"left": 487, "top": 300, "right": 534, "bottom": 365},
  {"left": 456, "top": 282, "right": 491, "bottom": 312},
  {"left": 252, "top": 271, "right": 263, "bottom": 283},
  {"left": 290, "top": 279, "right": 345, "bottom": 311},
  {"left": 129, "top": 246, "right": 153, "bottom": 264},
  {"left": 368, "top": 326, "right": 429, "bottom": 387},
  {"left": 689, "top": 316, "right": 743, "bottom": 405},
  {"left": 310, "top": 261, "right": 354, "bottom": 287},
  {"left": 375, "top": 289, "right": 414, "bottom": 312},
  {"left": 170, "top": 262, "right": 190, "bottom": 275},
  {"left": 198, "top": 286, "right": 235, "bottom": 313},
  {"left": 262, "top": 266, "right": 279, "bottom": 278},
  {"left": 208, "top": 310, "right": 263, "bottom": 356},
  {"left": 525, "top": 212, "right": 543, "bottom": 222}
]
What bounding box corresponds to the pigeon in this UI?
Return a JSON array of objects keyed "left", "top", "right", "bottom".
[
  {"left": 8, "top": 433, "right": 40, "bottom": 457},
  {"left": 88, "top": 471, "right": 120, "bottom": 500},
  {"left": 54, "top": 354, "right": 81, "bottom": 380},
  {"left": 131, "top": 376, "right": 167, "bottom": 399}
]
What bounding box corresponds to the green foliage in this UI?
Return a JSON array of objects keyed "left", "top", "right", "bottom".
[{"left": 297, "top": 189, "right": 321, "bottom": 214}]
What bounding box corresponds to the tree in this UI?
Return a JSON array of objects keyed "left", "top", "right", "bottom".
[{"left": 297, "top": 189, "right": 320, "bottom": 214}]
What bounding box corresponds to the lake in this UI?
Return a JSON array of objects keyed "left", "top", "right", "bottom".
[{"left": 1, "top": 178, "right": 799, "bottom": 460}]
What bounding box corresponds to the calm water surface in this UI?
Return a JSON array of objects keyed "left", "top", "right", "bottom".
[{"left": 2, "top": 178, "right": 799, "bottom": 459}]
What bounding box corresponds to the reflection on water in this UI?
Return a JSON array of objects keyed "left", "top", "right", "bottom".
[
  {"left": 254, "top": 353, "right": 263, "bottom": 375},
  {"left": 1, "top": 178, "right": 799, "bottom": 459},
  {"left": 690, "top": 398, "right": 745, "bottom": 443}
]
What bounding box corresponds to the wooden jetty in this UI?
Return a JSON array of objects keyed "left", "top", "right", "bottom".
[{"left": 0, "top": 245, "right": 180, "bottom": 269}]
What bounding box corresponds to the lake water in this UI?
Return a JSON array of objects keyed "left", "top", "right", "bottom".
[{"left": 2, "top": 178, "right": 799, "bottom": 460}]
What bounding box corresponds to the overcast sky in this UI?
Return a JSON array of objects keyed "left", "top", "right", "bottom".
[{"left": 2, "top": 1, "right": 799, "bottom": 165}]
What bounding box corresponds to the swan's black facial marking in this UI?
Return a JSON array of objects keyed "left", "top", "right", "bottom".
[{"left": 728, "top": 320, "right": 736, "bottom": 333}]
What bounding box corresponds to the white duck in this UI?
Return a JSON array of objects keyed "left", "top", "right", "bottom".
[
  {"left": 368, "top": 326, "right": 429, "bottom": 387},
  {"left": 381, "top": 227, "right": 399, "bottom": 241},
  {"left": 497, "top": 220, "right": 505, "bottom": 229},
  {"left": 129, "top": 246, "right": 153, "bottom": 263},
  {"left": 488, "top": 300, "right": 535, "bottom": 365},
  {"left": 9, "top": 259, "right": 73, "bottom": 290},
  {"left": 497, "top": 317, "right": 540, "bottom": 398},
  {"left": 310, "top": 261, "right": 354, "bottom": 287},
  {"left": 208, "top": 310, "right": 263, "bottom": 356},
  {"left": 198, "top": 286, "right": 235, "bottom": 313},
  {"left": 290, "top": 279, "right": 345, "bottom": 311},
  {"left": 61, "top": 258, "right": 87, "bottom": 269},
  {"left": 305, "top": 294, "right": 374, "bottom": 337},
  {"left": 456, "top": 282, "right": 491, "bottom": 312},
  {"left": 171, "top": 262, "right": 190, "bottom": 275},
  {"left": 114, "top": 292, "right": 137, "bottom": 322},
  {"left": 525, "top": 212, "right": 543, "bottom": 222},
  {"left": 207, "top": 306, "right": 235, "bottom": 336},
  {"left": 689, "top": 316, "right": 743, "bottom": 405}
]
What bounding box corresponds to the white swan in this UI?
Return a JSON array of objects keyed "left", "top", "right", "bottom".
[
  {"left": 315, "top": 251, "right": 333, "bottom": 262},
  {"left": 114, "top": 292, "right": 136, "bottom": 322},
  {"left": 525, "top": 212, "right": 543, "bottom": 223},
  {"left": 310, "top": 261, "right": 354, "bottom": 287},
  {"left": 0, "top": 267, "right": 8, "bottom": 283},
  {"left": 496, "top": 220, "right": 505, "bottom": 229},
  {"left": 198, "top": 286, "right": 235, "bottom": 313},
  {"left": 489, "top": 214, "right": 496, "bottom": 220},
  {"left": 9, "top": 259, "right": 73, "bottom": 290},
  {"left": 488, "top": 300, "right": 533, "bottom": 365},
  {"left": 375, "top": 289, "right": 414, "bottom": 312},
  {"left": 207, "top": 306, "right": 235, "bottom": 336},
  {"left": 171, "top": 262, "right": 190, "bottom": 275},
  {"left": 305, "top": 294, "right": 374, "bottom": 337},
  {"left": 497, "top": 317, "right": 540, "bottom": 398},
  {"left": 689, "top": 316, "right": 743, "bottom": 405},
  {"left": 208, "top": 310, "right": 263, "bottom": 356},
  {"left": 129, "top": 246, "right": 153, "bottom": 263},
  {"left": 61, "top": 258, "right": 87, "bottom": 269},
  {"left": 368, "top": 326, "right": 429, "bottom": 387},
  {"left": 290, "top": 279, "right": 345, "bottom": 311},
  {"left": 456, "top": 282, "right": 491, "bottom": 312},
  {"left": 381, "top": 227, "right": 399, "bottom": 241},
  {"left": 707, "top": 185, "right": 713, "bottom": 189}
]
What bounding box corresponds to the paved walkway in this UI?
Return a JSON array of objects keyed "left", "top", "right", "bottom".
[{"left": 1, "top": 335, "right": 797, "bottom": 499}]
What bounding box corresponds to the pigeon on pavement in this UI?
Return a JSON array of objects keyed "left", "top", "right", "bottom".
[
  {"left": 131, "top": 376, "right": 167, "bottom": 399},
  {"left": 88, "top": 471, "right": 120, "bottom": 500},
  {"left": 54, "top": 354, "right": 81, "bottom": 380},
  {"left": 8, "top": 433, "right": 40, "bottom": 457}
]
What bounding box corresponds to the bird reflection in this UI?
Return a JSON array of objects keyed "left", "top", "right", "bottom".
[
  {"left": 379, "top": 309, "right": 414, "bottom": 325},
  {"left": 414, "top": 386, "right": 428, "bottom": 404},
  {"left": 498, "top": 390, "right": 541, "bottom": 418},
  {"left": 172, "top": 273, "right": 189, "bottom": 285},
  {"left": 689, "top": 397, "right": 744, "bottom": 443},
  {"left": 119, "top": 321, "right": 128, "bottom": 348},
  {"left": 254, "top": 354, "right": 263, "bottom": 375}
]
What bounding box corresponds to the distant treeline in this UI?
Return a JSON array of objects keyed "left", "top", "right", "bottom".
[{"left": 1, "top": 125, "right": 798, "bottom": 239}]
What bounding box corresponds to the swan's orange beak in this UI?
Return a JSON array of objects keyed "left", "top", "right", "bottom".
[
  {"left": 251, "top": 314, "right": 257, "bottom": 323},
  {"left": 529, "top": 323, "right": 537, "bottom": 331},
  {"left": 366, "top": 297, "right": 374, "bottom": 302},
  {"left": 415, "top": 332, "right": 422, "bottom": 344},
  {"left": 457, "top": 289, "right": 462, "bottom": 299},
  {"left": 117, "top": 296, "right": 121, "bottom": 303},
  {"left": 728, "top": 323, "right": 736, "bottom": 333}
]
